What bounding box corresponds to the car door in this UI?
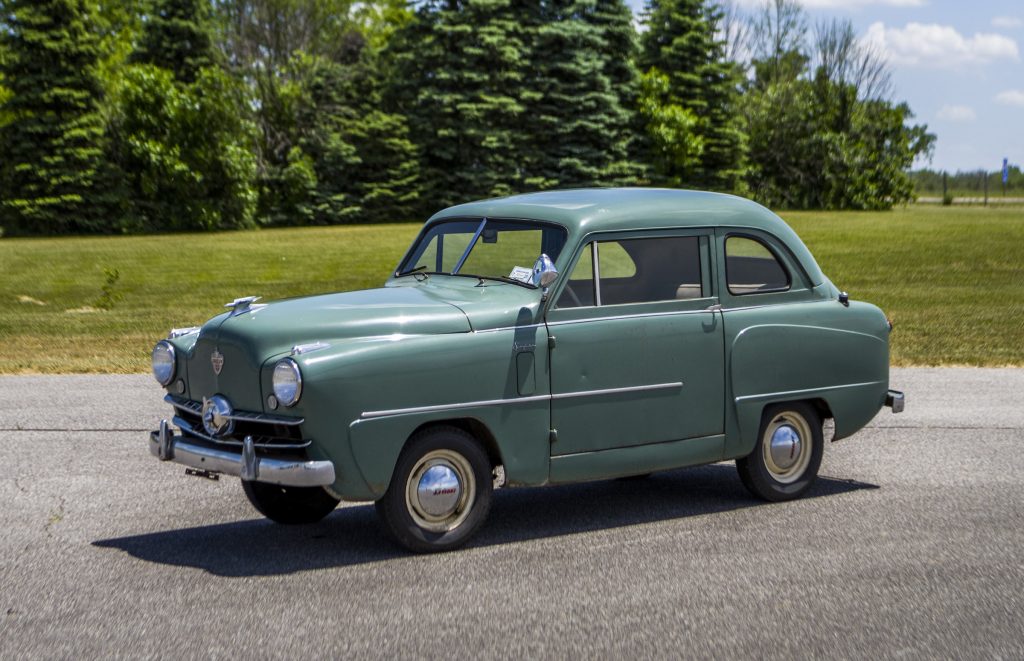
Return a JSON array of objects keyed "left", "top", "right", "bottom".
[{"left": 544, "top": 231, "right": 725, "bottom": 457}]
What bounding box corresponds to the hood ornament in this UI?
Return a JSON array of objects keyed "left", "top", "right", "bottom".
[
  {"left": 211, "top": 348, "right": 224, "bottom": 375},
  {"left": 224, "top": 296, "right": 262, "bottom": 316}
]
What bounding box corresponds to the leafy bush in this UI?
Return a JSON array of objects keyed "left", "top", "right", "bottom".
[{"left": 107, "top": 64, "right": 259, "bottom": 232}]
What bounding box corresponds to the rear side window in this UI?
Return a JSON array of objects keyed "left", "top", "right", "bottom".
[{"left": 725, "top": 236, "right": 790, "bottom": 295}]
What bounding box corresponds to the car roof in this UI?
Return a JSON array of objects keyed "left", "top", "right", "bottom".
[{"left": 429, "top": 188, "right": 825, "bottom": 286}]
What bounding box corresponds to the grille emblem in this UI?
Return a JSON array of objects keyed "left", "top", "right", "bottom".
[
  {"left": 202, "top": 395, "right": 234, "bottom": 437},
  {"left": 211, "top": 349, "right": 224, "bottom": 375}
]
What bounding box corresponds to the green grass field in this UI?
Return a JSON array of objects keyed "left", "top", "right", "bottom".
[{"left": 1, "top": 205, "right": 1022, "bottom": 373}]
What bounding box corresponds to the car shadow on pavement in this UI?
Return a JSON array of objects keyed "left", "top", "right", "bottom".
[{"left": 93, "top": 464, "right": 876, "bottom": 576}]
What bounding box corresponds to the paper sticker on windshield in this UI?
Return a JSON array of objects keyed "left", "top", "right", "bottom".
[{"left": 509, "top": 266, "right": 533, "bottom": 284}]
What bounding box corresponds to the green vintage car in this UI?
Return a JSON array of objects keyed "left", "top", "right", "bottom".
[{"left": 149, "top": 188, "right": 903, "bottom": 552}]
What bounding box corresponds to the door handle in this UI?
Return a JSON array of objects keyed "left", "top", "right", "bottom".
[{"left": 704, "top": 303, "right": 723, "bottom": 312}]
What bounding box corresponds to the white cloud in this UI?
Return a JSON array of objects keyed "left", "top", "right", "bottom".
[
  {"left": 936, "top": 105, "right": 976, "bottom": 122},
  {"left": 992, "top": 17, "right": 1023, "bottom": 29},
  {"left": 995, "top": 90, "right": 1024, "bottom": 107},
  {"left": 864, "top": 22, "right": 1019, "bottom": 68}
]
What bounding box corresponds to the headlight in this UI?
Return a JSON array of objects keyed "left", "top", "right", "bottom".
[
  {"left": 272, "top": 358, "right": 302, "bottom": 407},
  {"left": 151, "top": 341, "right": 176, "bottom": 386}
]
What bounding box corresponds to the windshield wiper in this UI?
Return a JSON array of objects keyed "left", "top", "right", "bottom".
[{"left": 395, "top": 265, "right": 429, "bottom": 279}]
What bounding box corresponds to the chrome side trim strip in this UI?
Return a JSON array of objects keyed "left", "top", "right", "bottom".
[
  {"left": 715, "top": 298, "right": 834, "bottom": 314},
  {"left": 734, "top": 380, "right": 885, "bottom": 403},
  {"left": 546, "top": 297, "right": 833, "bottom": 326},
  {"left": 361, "top": 394, "right": 550, "bottom": 420},
  {"left": 472, "top": 323, "right": 544, "bottom": 334},
  {"left": 359, "top": 382, "right": 683, "bottom": 420},
  {"left": 547, "top": 308, "right": 713, "bottom": 327},
  {"left": 552, "top": 381, "right": 683, "bottom": 400}
]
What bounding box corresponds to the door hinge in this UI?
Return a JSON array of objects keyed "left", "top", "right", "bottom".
[
  {"left": 548, "top": 335, "right": 557, "bottom": 350},
  {"left": 549, "top": 429, "right": 558, "bottom": 444}
]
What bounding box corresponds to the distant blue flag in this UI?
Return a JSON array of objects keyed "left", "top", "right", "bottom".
[{"left": 1004, "top": 158, "right": 1010, "bottom": 184}]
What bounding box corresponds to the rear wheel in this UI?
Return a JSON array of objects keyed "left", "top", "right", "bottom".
[
  {"left": 375, "top": 426, "right": 493, "bottom": 553},
  {"left": 736, "top": 402, "right": 823, "bottom": 502},
  {"left": 242, "top": 481, "right": 340, "bottom": 524}
]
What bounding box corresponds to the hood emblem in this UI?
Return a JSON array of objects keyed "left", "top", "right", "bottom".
[{"left": 211, "top": 349, "right": 224, "bottom": 375}]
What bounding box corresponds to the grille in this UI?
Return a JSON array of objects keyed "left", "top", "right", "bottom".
[{"left": 166, "top": 395, "right": 310, "bottom": 451}]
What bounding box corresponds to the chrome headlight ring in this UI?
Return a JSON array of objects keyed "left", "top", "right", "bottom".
[
  {"left": 272, "top": 358, "right": 303, "bottom": 407},
  {"left": 152, "top": 341, "right": 176, "bottom": 386}
]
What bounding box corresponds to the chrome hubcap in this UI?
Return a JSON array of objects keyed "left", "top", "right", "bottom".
[
  {"left": 762, "top": 412, "right": 812, "bottom": 484},
  {"left": 769, "top": 424, "right": 802, "bottom": 471},
  {"left": 405, "top": 450, "right": 476, "bottom": 533},
  {"left": 416, "top": 465, "right": 462, "bottom": 517}
]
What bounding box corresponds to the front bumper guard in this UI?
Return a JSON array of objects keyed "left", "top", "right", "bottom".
[
  {"left": 149, "top": 419, "right": 336, "bottom": 487},
  {"left": 885, "top": 389, "right": 905, "bottom": 414}
]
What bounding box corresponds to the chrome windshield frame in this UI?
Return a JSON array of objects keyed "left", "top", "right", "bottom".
[{"left": 451, "top": 218, "right": 488, "bottom": 275}]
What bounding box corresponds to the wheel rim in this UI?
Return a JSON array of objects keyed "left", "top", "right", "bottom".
[
  {"left": 762, "top": 411, "right": 812, "bottom": 484},
  {"left": 405, "top": 449, "right": 476, "bottom": 533}
]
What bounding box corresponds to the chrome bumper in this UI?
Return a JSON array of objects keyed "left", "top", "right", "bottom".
[
  {"left": 885, "top": 389, "right": 905, "bottom": 413},
  {"left": 149, "top": 419, "right": 336, "bottom": 487}
]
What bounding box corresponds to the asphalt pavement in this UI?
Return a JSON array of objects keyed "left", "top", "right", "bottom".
[{"left": 1, "top": 368, "right": 1022, "bottom": 658}]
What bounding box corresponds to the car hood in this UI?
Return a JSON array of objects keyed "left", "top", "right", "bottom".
[
  {"left": 202, "top": 286, "right": 473, "bottom": 360},
  {"left": 184, "top": 279, "right": 543, "bottom": 408}
]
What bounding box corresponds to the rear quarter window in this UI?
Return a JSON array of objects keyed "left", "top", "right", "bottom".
[{"left": 725, "top": 236, "right": 790, "bottom": 295}]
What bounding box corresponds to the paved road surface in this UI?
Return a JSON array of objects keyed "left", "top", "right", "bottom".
[{"left": 1, "top": 369, "right": 1022, "bottom": 658}]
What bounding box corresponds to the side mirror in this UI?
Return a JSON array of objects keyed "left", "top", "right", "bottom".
[{"left": 532, "top": 253, "right": 558, "bottom": 290}]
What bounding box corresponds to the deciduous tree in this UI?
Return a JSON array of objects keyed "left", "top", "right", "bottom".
[{"left": 108, "top": 64, "right": 259, "bottom": 230}]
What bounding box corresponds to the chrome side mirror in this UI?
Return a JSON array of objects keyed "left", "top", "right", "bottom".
[{"left": 532, "top": 253, "right": 558, "bottom": 290}]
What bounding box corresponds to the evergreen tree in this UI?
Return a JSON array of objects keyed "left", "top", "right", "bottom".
[
  {"left": 589, "top": 0, "right": 648, "bottom": 182},
  {"left": 0, "top": 0, "right": 115, "bottom": 235},
  {"left": 639, "top": 0, "right": 746, "bottom": 191},
  {"left": 386, "top": 0, "right": 529, "bottom": 213},
  {"left": 523, "top": 0, "right": 642, "bottom": 189},
  {"left": 388, "top": 0, "right": 642, "bottom": 211},
  {"left": 131, "top": 0, "right": 216, "bottom": 83},
  {"left": 264, "top": 50, "right": 419, "bottom": 225}
]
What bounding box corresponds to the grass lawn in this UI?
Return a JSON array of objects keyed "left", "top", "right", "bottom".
[{"left": 1, "top": 205, "right": 1022, "bottom": 373}]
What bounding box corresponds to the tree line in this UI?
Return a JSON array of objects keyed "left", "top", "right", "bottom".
[
  {"left": 0, "top": 0, "right": 936, "bottom": 236},
  {"left": 911, "top": 167, "right": 1023, "bottom": 196}
]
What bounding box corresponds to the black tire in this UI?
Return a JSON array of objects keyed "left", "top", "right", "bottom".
[
  {"left": 242, "top": 480, "right": 340, "bottom": 524},
  {"left": 736, "top": 402, "right": 823, "bottom": 502},
  {"left": 375, "top": 426, "right": 493, "bottom": 553}
]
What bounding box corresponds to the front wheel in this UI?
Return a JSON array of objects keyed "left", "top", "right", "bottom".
[
  {"left": 375, "top": 426, "right": 493, "bottom": 553},
  {"left": 242, "top": 480, "right": 340, "bottom": 524},
  {"left": 736, "top": 402, "right": 823, "bottom": 502}
]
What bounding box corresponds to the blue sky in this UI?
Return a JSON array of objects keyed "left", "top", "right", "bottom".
[{"left": 626, "top": 0, "right": 1024, "bottom": 173}]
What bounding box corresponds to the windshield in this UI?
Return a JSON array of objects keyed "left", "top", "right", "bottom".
[{"left": 399, "top": 218, "right": 568, "bottom": 284}]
